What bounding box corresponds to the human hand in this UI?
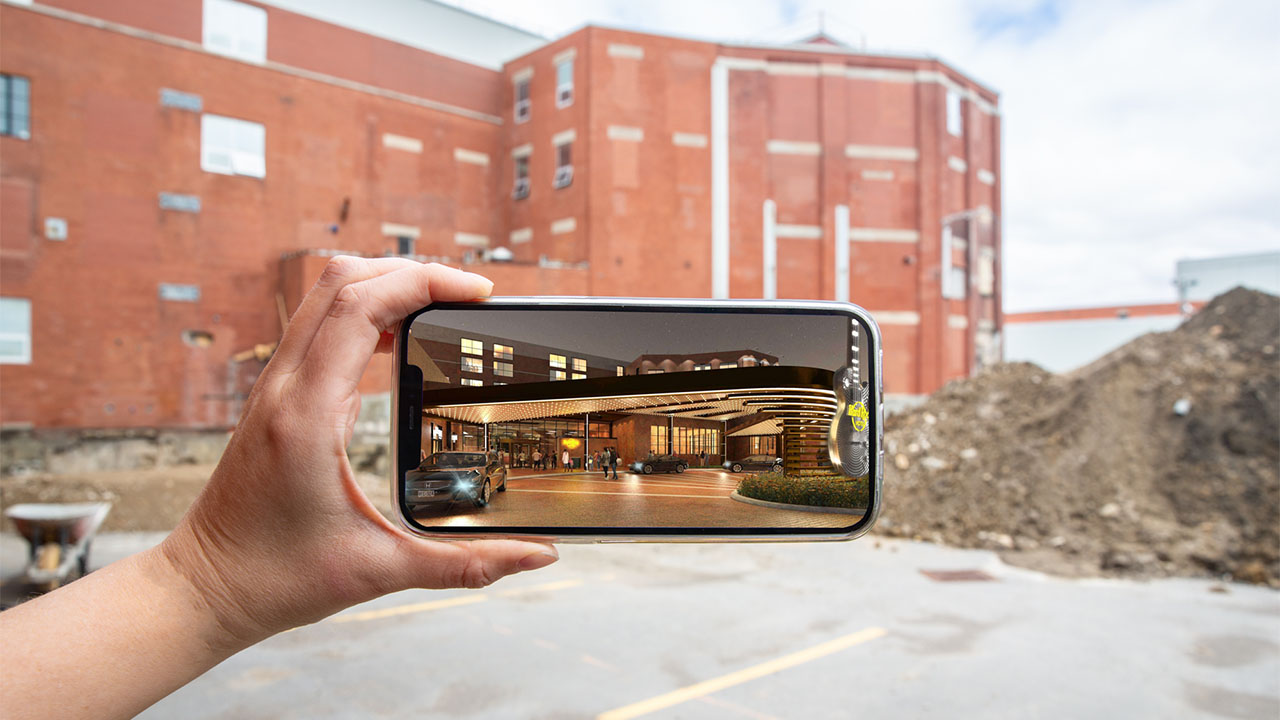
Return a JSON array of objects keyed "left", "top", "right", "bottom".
[{"left": 160, "top": 257, "right": 559, "bottom": 647}]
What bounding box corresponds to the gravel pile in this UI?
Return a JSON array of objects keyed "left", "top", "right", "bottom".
[{"left": 878, "top": 288, "right": 1280, "bottom": 584}]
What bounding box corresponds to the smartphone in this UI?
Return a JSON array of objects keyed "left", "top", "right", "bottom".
[{"left": 392, "top": 298, "right": 882, "bottom": 542}]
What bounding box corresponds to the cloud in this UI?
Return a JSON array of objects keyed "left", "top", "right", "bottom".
[{"left": 460, "top": 0, "right": 1280, "bottom": 310}]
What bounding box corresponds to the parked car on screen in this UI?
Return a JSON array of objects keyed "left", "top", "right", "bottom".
[
  {"left": 630, "top": 454, "right": 688, "bottom": 474},
  {"left": 405, "top": 451, "right": 507, "bottom": 511},
  {"left": 723, "top": 455, "right": 783, "bottom": 473}
]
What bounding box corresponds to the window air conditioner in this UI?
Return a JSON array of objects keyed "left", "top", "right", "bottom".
[
  {"left": 512, "top": 177, "right": 530, "bottom": 199},
  {"left": 515, "top": 99, "right": 531, "bottom": 123}
]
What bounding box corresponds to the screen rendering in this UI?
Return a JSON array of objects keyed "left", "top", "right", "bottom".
[{"left": 398, "top": 304, "right": 877, "bottom": 535}]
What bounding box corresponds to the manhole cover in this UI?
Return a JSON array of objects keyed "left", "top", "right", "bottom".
[{"left": 919, "top": 569, "right": 997, "bottom": 582}]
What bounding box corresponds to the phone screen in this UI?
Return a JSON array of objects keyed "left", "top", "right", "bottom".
[{"left": 397, "top": 303, "right": 877, "bottom": 537}]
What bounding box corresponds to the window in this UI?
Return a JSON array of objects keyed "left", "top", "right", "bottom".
[
  {"left": 555, "top": 57, "right": 574, "bottom": 107},
  {"left": 494, "top": 361, "right": 513, "bottom": 377},
  {"left": 948, "top": 266, "right": 968, "bottom": 299},
  {"left": 571, "top": 372, "right": 586, "bottom": 380},
  {"left": 647, "top": 369, "right": 665, "bottom": 374},
  {"left": 719, "top": 363, "right": 737, "bottom": 369},
  {"left": 396, "top": 236, "right": 414, "bottom": 256},
  {"left": 460, "top": 378, "right": 483, "bottom": 387},
  {"left": 461, "top": 338, "right": 483, "bottom": 355},
  {"left": 616, "top": 366, "right": 625, "bottom": 376},
  {"left": 946, "top": 89, "right": 963, "bottom": 137},
  {"left": 749, "top": 436, "right": 776, "bottom": 456},
  {"left": 494, "top": 344, "right": 513, "bottom": 360},
  {"left": 514, "top": 77, "right": 530, "bottom": 123},
  {"left": 554, "top": 142, "right": 573, "bottom": 188},
  {"left": 740, "top": 356, "right": 757, "bottom": 367},
  {"left": 0, "top": 74, "right": 31, "bottom": 140},
  {"left": 201, "top": 114, "right": 265, "bottom": 178},
  {"left": 513, "top": 156, "right": 530, "bottom": 199},
  {"left": 549, "top": 354, "right": 566, "bottom": 369},
  {"left": 0, "top": 297, "right": 32, "bottom": 364},
  {"left": 571, "top": 357, "right": 586, "bottom": 372},
  {"left": 461, "top": 356, "right": 483, "bottom": 374},
  {"left": 650, "top": 425, "right": 668, "bottom": 454},
  {"left": 551, "top": 369, "right": 567, "bottom": 381},
  {"left": 694, "top": 364, "right": 711, "bottom": 371},
  {"left": 203, "top": 0, "right": 267, "bottom": 63}
]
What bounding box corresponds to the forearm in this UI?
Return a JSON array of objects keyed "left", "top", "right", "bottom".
[{"left": 0, "top": 544, "right": 249, "bottom": 720}]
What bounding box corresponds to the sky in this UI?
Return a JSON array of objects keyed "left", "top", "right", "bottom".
[{"left": 446, "top": 0, "right": 1280, "bottom": 312}]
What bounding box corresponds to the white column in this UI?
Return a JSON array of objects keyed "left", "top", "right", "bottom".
[
  {"left": 834, "top": 204, "right": 850, "bottom": 302},
  {"left": 762, "top": 199, "right": 777, "bottom": 299},
  {"left": 710, "top": 60, "right": 730, "bottom": 299}
]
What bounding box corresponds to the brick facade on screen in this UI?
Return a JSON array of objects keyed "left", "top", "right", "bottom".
[{"left": 0, "top": 0, "right": 1002, "bottom": 429}]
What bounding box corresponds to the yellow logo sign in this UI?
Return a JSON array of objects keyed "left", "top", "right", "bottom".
[{"left": 847, "top": 401, "right": 869, "bottom": 433}]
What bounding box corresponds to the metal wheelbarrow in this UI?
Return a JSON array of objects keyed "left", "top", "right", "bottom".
[{"left": 5, "top": 503, "right": 112, "bottom": 591}]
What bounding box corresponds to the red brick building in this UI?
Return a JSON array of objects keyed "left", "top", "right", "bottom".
[{"left": 0, "top": 0, "right": 1001, "bottom": 430}]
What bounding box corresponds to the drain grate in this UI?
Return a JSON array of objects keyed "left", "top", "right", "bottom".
[{"left": 919, "top": 569, "right": 997, "bottom": 582}]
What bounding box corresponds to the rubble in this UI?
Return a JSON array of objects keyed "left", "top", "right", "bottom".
[{"left": 878, "top": 287, "right": 1280, "bottom": 584}]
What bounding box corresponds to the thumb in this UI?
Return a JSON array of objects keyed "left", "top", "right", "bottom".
[{"left": 392, "top": 539, "right": 559, "bottom": 590}]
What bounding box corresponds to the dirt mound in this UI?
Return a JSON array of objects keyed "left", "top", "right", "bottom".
[{"left": 879, "top": 287, "right": 1280, "bottom": 584}]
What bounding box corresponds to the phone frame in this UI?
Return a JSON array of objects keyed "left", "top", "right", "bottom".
[{"left": 392, "top": 296, "right": 883, "bottom": 543}]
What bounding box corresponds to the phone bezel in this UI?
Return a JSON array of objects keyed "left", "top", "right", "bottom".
[{"left": 392, "top": 297, "right": 883, "bottom": 543}]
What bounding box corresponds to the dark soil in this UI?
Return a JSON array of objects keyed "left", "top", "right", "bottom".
[{"left": 878, "top": 287, "right": 1280, "bottom": 585}]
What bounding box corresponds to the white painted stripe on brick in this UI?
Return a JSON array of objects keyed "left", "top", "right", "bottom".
[
  {"left": 672, "top": 132, "right": 708, "bottom": 148},
  {"left": 454, "top": 232, "right": 489, "bottom": 247},
  {"left": 872, "top": 311, "right": 921, "bottom": 325},
  {"left": 978, "top": 319, "right": 996, "bottom": 332},
  {"left": 820, "top": 63, "right": 846, "bottom": 76},
  {"left": 850, "top": 227, "right": 920, "bottom": 243},
  {"left": 845, "top": 66, "right": 917, "bottom": 83},
  {"left": 718, "top": 56, "right": 768, "bottom": 72},
  {"left": 951, "top": 238, "right": 969, "bottom": 251},
  {"left": 453, "top": 148, "right": 490, "bottom": 165},
  {"left": 845, "top": 144, "right": 919, "bottom": 161},
  {"left": 551, "top": 129, "right": 577, "bottom": 146},
  {"left": 948, "top": 156, "right": 968, "bottom": 173},
  {"left": 766, "top": 140, "right": 821, "bottom": 156},
  {"left": 766, "top": 61, "right": 819, "bottom": 76},
  {"left": 511, "top": 66, "right": 533, "bottom": 83},
  {"left": 607, "top": 43, "right": 644, "bottom": 60},
  {"left": 860, "top": 169, "right": 895, "bottom": 181},
  {"left": 381, "top": 222, "right": 420, "bottom": 238},
  {"left": 978, "top": 169, "right": 995, "bottom": 185},
  {"left": 550, "top": 217, "right": 577, "bottom": 235},
  {"left": 509, "top": 227, "right": 532, "bottom": 244},
  {"left": 607, "top": 125, "right": 644, "bottom": 142},
  {"left": 775, "top": 224, "right": 822, "bottom": 239},
  {"left": 382, "top": 133, "right": 422, "bottom": 153},
  {"left": 552, "top": 47, "right": 577, "bottom": 65},
  {"left": 949, "top": 315, "right": 970, "bottom": 329},
  {"left": 511, "top": 143, "right": 533, "bottom": 158}
]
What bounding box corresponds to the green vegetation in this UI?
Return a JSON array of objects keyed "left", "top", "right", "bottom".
[{"left": 736, "top": 471, "right": 869, "bottom": 509}]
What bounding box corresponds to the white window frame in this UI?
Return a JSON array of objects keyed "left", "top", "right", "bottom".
[
  {"left": 460, "top": 378, "right": 484, "bottom": 387},
  {"left": 461, "top": 338, "right": 483, "bottom": 356},
  {"left": 554, "top": 141, "right": 573, "bottom": 189},
  {"left": 555, "top": 57, "right": 574, "bottom": 108},
  {"left": 201, "top": 114, "right": 265, "bottom": 178},
  {"left": 946, "top": 89, "right": 963, "bottom": 137},
  {"left": 514, "top": 77, "right": 531, "bottom": 123},
  {"left": 513, "top": 156, "right": 530, "bottom": 199},
  {"left": 0, "top": 297, "right": 32, "bottom": 365},
  {"left": 203, "top": 0, "right": 267, "bottom": 64},
  {"left": 616, "top": 366, "right": 625, "bottom": 376}
]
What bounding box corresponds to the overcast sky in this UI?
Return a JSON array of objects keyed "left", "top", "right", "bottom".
[{"left": 447, "top": 0, "right": 1279, "bottom": 312}]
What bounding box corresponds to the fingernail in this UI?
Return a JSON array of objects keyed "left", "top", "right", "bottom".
[
  {"left": 517, "top": 548, "right": 559, "bottom": 571},
  {"left": 468, "top": 273, "right": 495, "bottom": 297}
]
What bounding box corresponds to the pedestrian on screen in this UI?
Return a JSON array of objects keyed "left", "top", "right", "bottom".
[
  {"left": 562, "top": 448, "right": 571, "bottom": 472},
  {"left": 532, "top": 449, "right": 541, "bottom": 470},
  {"left": 609, "top": 448, "right": 619, "bottom": 480}
]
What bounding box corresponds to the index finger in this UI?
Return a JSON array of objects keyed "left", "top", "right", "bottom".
[{"left": 294, "top": 262, "right": 493, "bottom": 398}]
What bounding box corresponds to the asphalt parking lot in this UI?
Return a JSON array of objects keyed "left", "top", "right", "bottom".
[{"left": 6, "top": 532, "right": 1276, "bottom": 719}]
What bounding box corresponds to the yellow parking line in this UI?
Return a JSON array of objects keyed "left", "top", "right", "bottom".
[
  {"left": 329, "top": 595, "right": 486, "bottom": 623},
  {"left": 497, "top": 579, "right": 584, "bottom": 597},
  {"left": 596, "top": 626, "right": 887, "bottom": 720}
]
